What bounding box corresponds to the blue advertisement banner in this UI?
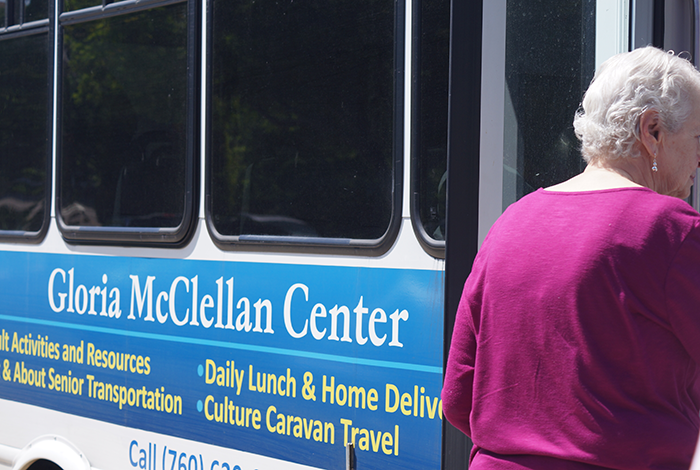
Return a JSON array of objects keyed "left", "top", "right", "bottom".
[{"left": 0, "top": 251, "right": 444, "bottom": 469}]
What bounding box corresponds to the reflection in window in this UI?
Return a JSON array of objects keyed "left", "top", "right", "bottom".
[
  {"left": 503, "top": 1, "right": 595, "bottom": 208},
  {"left": 209, "top": 0, "right": 396, "bottom": 241},
  {"left": 0, "top": 33, "right": 49, "bottom": 232},
  {"left": 413, "top": 0, "right": 449, "bottom": 242},
  {"left": 60, "top": 3, "right": 189, "bottom": 229},
  {"left": 63, "top": 0, "right": 101, "bottom": 13},
  {"left": 2, "top": 0, "right": 47, "bottom": 26},
  {"left": 25, "top": 0, "right": 49, "bottom": 23}
]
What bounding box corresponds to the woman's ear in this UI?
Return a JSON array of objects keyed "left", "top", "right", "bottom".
[{"left": 639, "top": 109, "right": 662, "bottom": 156}]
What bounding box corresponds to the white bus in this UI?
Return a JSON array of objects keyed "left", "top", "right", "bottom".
[{"left": 0, "top": 0, "right": 696, "bottom": 469}]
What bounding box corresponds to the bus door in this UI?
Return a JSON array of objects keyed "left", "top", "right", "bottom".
[{"left": 443, "top": 0, "right": 698, "bottom": 468}]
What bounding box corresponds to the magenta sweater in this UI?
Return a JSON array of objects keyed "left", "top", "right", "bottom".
[{"left": 443, "top": 187, "right": 700, "bottom": 469}]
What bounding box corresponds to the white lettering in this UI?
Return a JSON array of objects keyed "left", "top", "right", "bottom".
[
  {"left": 388, "top": 309, "right": 409, "bottom": 347},
  {"left": 284, "top": 283, "right": 308, "bottom": 339},
  {"left": 169, "top": 276, "right": 190, "bottom": 326},
  {"left": 354, "top": 297, "right": 368, "bottom": 346},
  {"left": 200, "top": 295, "right": 214, "bottom": 328},
  {"left": 310, "top": 303, "right": 327, "bottom": 340},
  {"left": 128, "top": 275, "right": 156, "bottom": 321},
  {"left": 253, "top": 299, "right": 274, "bottom": 334},
  {"left": 48, "top": 268, "right": 67, "bottom": 312},
  {"left": 368, "top": 308, "right": 387, "bottom": 346}
]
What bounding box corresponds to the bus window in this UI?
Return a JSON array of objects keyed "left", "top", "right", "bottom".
[
  {"left": 501, "top": 0, "right": 596, "bottom": 209},
  {"left": 10, "top": 0, "right": 17, "bottom": 24},
  {"left": 0, "top": 0, "right": 5, "bottom": 27},
  {"left": 63, "top": 0, "right": 102, "bottom": 13},
  {"left": 412, "top": 0, "right": 449, "bottom": 252},
  {"left": 479, "top": 1, "right": 627, "bottom": 245},
  {"left": 58, "top": 1, "right": 196, "bottom": 244},
  {"left": 208, "top": 0, "right": 398, "bottom": 246},
  {"left": 25, "top": 0, "right": 48, "bottom": 23},
  {"left": 0, "top": 30, "right": 50, "bottom": 237}
]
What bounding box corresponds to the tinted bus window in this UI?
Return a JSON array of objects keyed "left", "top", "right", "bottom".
[
  {"left": 413, "top": 0, "right": 449, "bottom": 244},
  {"left": 0, "top": 33, "right": 49, "bottom": 233},
  {"left": 0, "top": 1, "right": 5, "bottom": 28},
  {"left": 60, "top": 3, "right": 190, "bottom": 232},
  {"left": 25, "top": 0, "right": 48, "bottom": 23},
  {"left": 502, "top": 0, "right": 595, "bottom": 206},
  {"left": 209, "top": 0, "right": 396, "bottom": 242},
  {"left": 63, "top": 0, "right": 102, "bottom": 13},
  {"left": 10, "top": 0, "right": 17, "bottom": 24}
]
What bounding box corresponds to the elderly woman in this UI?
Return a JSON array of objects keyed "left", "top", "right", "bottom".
[{"left": 442, "top": 46, "right": 700, "bottom": 469}]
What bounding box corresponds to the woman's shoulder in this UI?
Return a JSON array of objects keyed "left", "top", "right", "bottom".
[
  {"left": 499, "top": 187, "right": 700, "bottom": 244},
  {"left": 534, "top": 186, "right": 695, "bottom": 212},
  {"left": 619, "top": 188, "right": 700, "bottom": 226}
]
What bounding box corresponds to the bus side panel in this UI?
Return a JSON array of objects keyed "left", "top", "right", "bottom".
[{"left": 0, "top": 251, "right": 444, "bottom": 470}]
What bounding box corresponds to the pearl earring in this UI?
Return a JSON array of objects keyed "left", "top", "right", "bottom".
[{"left": 652, "top": 152, "right": 658, "bottom": 172}]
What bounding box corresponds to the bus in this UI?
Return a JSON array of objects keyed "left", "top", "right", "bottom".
[{"left": 0, "top": 0, "right": 696, "bottom": 469}]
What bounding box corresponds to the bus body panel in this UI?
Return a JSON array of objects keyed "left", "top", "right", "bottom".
[{"left": 0, "top": 241, "right": 444, "bottom": 470}]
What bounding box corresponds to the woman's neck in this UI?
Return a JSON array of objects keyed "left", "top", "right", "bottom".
[{"left": 545, "top": 161, "right": 646, "bottom": 192}]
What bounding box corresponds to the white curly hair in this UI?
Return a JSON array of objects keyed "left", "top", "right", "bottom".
[{"left": 574, "top": 46, "right": 700, "bottom": 163}]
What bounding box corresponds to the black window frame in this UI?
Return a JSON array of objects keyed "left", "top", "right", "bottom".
[
  {"left": 55, "top": 0, "right": 200, "bottom": 247},
  {"left": 204, "top": 0, "right": 405, "bottom": 256},
  {"left": 410, "top": 0, "right": 449, "bottom": 259},
  {"left": 0, "top": 2, "right": 53, "bottom": 243}
]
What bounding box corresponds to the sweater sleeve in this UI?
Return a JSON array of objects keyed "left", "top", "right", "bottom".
[
  {"left": 442, "top": 269, "right": 481, "bottom": 437},
  {"left": 665, "top": 221, "right": 700, "bottom": 366}
]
